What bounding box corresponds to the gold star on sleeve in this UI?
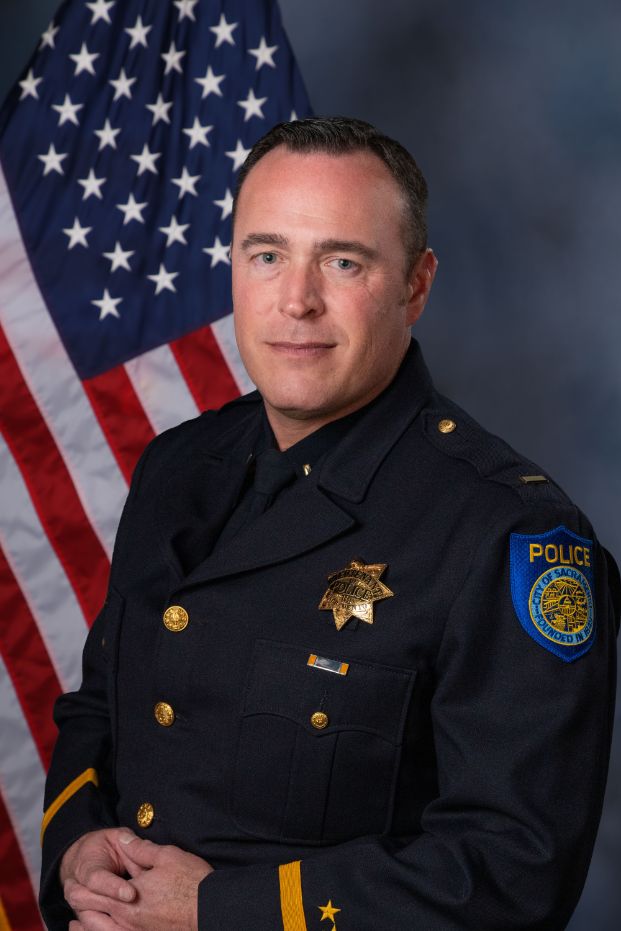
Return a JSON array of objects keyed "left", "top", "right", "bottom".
[{"left": 318, "top": 899, "right": 341, "bottom": 921}]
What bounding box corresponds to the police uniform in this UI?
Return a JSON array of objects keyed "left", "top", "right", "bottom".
[{"left": 40, "top": 340, "right": 619, "bottom": 930}]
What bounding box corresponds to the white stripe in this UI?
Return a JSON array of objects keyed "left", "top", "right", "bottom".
[
  {"left": 0, "top": 653, "right": 44, "bottom": 891},
  {"left": 124, "top": 343, "right": 200, "bottom": 435},
  {"left": 0, "top": 437, "right": 88, "bottom": 694},
  {"left": 211, "top": 313, "right": 255, "bottom": 395},
  {"left": 0, "top": 165, "right": 128, "bottom": 558}
]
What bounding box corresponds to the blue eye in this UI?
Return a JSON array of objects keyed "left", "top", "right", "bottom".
[
  {"left": 336, "top": 259, "right": 353, "bottom": 269},
  {"left": 260, "top": 252, "right": 277, "bottom": 264}
]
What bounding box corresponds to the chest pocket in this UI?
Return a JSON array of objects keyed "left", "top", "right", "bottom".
[{"left": 230, "top": 639, "right": 415, "bottom": 844}]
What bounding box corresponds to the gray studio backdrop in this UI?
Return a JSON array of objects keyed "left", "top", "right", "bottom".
[{"left": 1, "top": 1, "right": 619, "bottom": 928}]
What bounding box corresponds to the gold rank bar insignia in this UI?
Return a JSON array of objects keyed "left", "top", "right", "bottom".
[{"left": 319, "top": 559, "right": 394, "bottom": 631}]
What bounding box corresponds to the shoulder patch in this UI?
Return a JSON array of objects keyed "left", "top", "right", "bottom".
[{"left": 510, "top": 525, "right": 595, "bottom": 662}]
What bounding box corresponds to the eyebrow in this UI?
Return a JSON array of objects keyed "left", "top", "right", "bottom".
[{"left": 239, "top": 233, "right": 378, "bottom": 262}]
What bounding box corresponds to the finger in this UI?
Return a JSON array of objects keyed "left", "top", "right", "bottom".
[
  {"left": 64, "top": 878, "right": 125, "bottom": 915},
  {"left": 79, "top": 867, "right": 137, "bottom": 903},
  {"left": 69, "top": 922, "right": 85, "bottom": 931},
  {"left": 73, "top": 909, "right": 129, "bottom": 931},
  {"left": 117, "top": 836, "right": 161, "bottom": 869}
]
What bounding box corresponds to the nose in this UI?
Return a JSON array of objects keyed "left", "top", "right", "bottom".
[{"left": 279, "top": 261, "right": 325, "bottom": 319}]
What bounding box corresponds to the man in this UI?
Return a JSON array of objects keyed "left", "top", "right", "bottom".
[{"left": 40, "top": 117, "right": 619, "bottom": 930}]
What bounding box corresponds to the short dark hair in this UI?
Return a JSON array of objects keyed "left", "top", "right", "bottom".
[{"left": 233, "top": 116, "right": 429, "bottom": 267}]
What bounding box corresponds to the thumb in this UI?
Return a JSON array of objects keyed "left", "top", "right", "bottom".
[{"left": 118, "top": 835, "right": 160, "bottom": 869}]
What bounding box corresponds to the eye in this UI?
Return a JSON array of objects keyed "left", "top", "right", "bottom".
[
  {"left": 259, "top": 252, "right": 277, "bottom": 264},
  {"left": 329, "top": 258, "right": 357, "bottom": 271}
]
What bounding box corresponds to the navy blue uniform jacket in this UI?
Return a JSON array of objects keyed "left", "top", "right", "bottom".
[{"left": 40, "top": 341, "right": 619, "bottom": 930}]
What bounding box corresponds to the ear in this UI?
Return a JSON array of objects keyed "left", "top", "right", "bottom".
[{"left": 404, "top": 249, "right": 438, "bottom": 327}]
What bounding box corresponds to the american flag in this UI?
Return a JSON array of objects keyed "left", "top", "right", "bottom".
[{"left": 0, "top": 1, "right": 310, "bottom": 926}]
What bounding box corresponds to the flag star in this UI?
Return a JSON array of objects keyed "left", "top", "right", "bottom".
[
  {"left": 86, "top": 1, "right": 115, "bottom": 25},
  {"left": 174, "top": 0, "right": 199, "bottom": 21},
  {"left": 19, "top": 69, "right": 42, "bottom": 100},
  {"left": 125, "top": 14, "right": 152, "bottom": 49},
  {"left": 161, "top": 40, "right": 186, "bottom": 75},
  {"left": 38, "top": 143, "right": 68, "bottom": 175},
  {"left": 130, "top": 143, "right": 161, "bottom": 176},
  {"left": 116, "top": 193, "right": 147, "bottom": 225},
  {"left": 159, "top": 215, "right": 189, "bottom": 247},
  {"left": 202, "top": 236, "right": 230, "bottom": 267},
  {"left": 69, "top": 42, "right": 99, "bottom": 76},
  {"left": 103, "top": 241, "right": 134, "bottom": 271},
  {"left": 94, "top": 118, "right": 121, "bottom": 150},
  {"left": 92, "top": 289, "right": 122, "bottom": 320},
  {"left": 213, "top": 188, "right": 233, "bottom": 220},
  {"left": 172, "top": 167, "right": 200, "bottom": 198},
  {"left": 78, "top": 169, "right": 106, "bottom": 200},
  {"left": 209, "top": 13, "right": 238, "bottom": 47},
  {"left": 290, "top": 109, "right": 299, "bottom": 121},
  {"left": 109, "top": 68, "right": 136, "bottom": 101},
  {"left": 39, "top": 22, "right": 59, "bottom": 50},
  {"left": 248, "top": 36, "right": 278, "bottom": 70},
  {"left": 183, "top": 117, "right": 213, "bottom": 149},
  {"left": 195, "top": 66, "right": 225, "bottom": 99},
  {"left": 52, "top": 94, "right": 83, "bottom": 127},
  {"left": 62, "top": 217, "right": 92, "bottom": 249},
  {"left": 225, "top": 139, "right": 251, "bottom": 171},
  {"left": 147, "top": 263, "right": 179, "bottom": 294},
  {"left": 237, "top": 88, "right": 267, "bottom": 121},
  {"left": 146, "top": 93, "right": 173, "bottom": 125}
]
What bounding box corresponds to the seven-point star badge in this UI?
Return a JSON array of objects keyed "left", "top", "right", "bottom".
[{"left": 319, "top": 560, "right": 394, "bottom": 631}]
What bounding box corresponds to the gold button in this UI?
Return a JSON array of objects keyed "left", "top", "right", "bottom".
[
  {"left": 154, "top": 701, "right": 175, "bottom": 727},
  {"left": 438, "top": 418, "right": 456, "bottom": 434},
  {"left": 136, "top": 802, "right": 154, "bottom": 828},
  {"left": 163, "top": 605, "right": 189, "bottom": 631},
  {"left": 310, "top": 711, "right": 329, "bottom": 730}
]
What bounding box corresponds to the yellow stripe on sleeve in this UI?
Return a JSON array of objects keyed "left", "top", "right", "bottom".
[
  {"left": 40, "top": 767, "right": 98, "bottom": 844},
  {"left": 279, "top": 860, "right": 308, "bottom": 931},
  {"left": 0, "top": 895, "right": 12, "bottom": 931}
]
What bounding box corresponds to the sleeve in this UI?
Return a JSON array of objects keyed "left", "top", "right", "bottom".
[
  {"left": 197, "top": 504, "right": 619, "bottom": 931},
  {"left": 38, "top": 443, "right": 154, "bottom": 930}
]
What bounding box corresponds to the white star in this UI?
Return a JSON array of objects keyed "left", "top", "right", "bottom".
[
  {"left": 194, "top": 65, "right": 225, "bottom": 99},
  {"left": 92, "top": 289, "right": 122, "bottom": 320},
  {"left": 161, "top": 40, "right": 186, "bottom": 75},
  {"left": 78, "top": 169, "right": 106, "bottom": 200},
  {"left": 130, "top": 143, "right": 161, "bottom": 176},
  {"left": 202, "top": 236, "right": 231, "bottom": 268},
  {"left": 38, "top": 143, "right": 68, "bottom": 176},
  {"left": 171, "top": 166, "right": 200, "bottom": 198},
  {"left": 86, "top": 1, "right": 115, "bottom": 25},
  {"left": 52, "top": 94, "right": 83, "bottom": 127},
  {"left": 62, "top": 217, "right": 92, "bottom": 249},
  {"left": 147, "top": 263, "right": 178, "bottom": 295},
  {"left": 125, "top": 14, "right": 152, "bottom": 49},
  {"left": 19, "top": 69, "right": 42, "bottom": 100},
  {"left": 225, "top": 139, "right": 251, "bottom": 171},
  {"left": 182, "top": 117, "right": 213, "bottom": 149},
  {"left": 146, "top": 93, "right": 172, "bottom": 125},
  {"left": 174, "top": 0, "right": 199, "bottom": 21},
  {"left": 39, "top": 22, "right": 59, "bottom": 50},
  {"left": 94, "top": 118, "right": 120, "bottom": 150},
  {"left": 248, "top": 36, "right": 278, "bottom": 70},
  {"left": 109, "top": 68, "right": 136, "bottom": 101},
  {"left": 159, "top": 215, "right": 189, "bottom": 247},
  {"left": 103, "top": 241, "right": 135, "bottom": 271},
  {"left": 116, "top": 193, "right": 147, "bottom": 225},
  {"left": 209, "top": 13, "right": 237, "bottom": 47},
  {"left": 290, "top": 109, "right": 298, "bottom": 121},
  {"left": 69, "top": 42, "right": 99, "bottom": 76},
  {"left": 238, "top": 88, "right": 267, "bottom": 122},
  {"left": 213, "top": 188, "right": 233, "bottom": 220}
]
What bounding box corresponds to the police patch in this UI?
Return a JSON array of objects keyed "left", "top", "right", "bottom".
[{"left": 510, "top": 525, "right": 595, "bottom": 662}]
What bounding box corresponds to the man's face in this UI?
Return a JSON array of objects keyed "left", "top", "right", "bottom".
[{"left": 231, "top": 147, "right": 436, "bottom": 442}]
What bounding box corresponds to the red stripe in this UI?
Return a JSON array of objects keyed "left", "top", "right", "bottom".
[
  {"left": 170, "top": 324, "right": 240, "bottom": 411},
  {"left": 0, "top": 551, "right": 61, "bottom": 769},
  {"left": 0, "top": 788, "right": 43, "bottom": 931},
  {"left": 0, "top": 328, "right": 109, "bottom": 625},
  {"left": 83, "top": 365, "right": 155, "bottom": 484}
]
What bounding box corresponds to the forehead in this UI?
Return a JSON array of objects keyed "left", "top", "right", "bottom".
[{"left": 235, "top": 147, "right": 407, "bottom": 233}]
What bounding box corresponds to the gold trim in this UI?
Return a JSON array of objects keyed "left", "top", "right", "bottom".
[
  {"left": 40, "top": 768, "right": 98, "bottom": 844},
  {"left": 279, "top": 861, "right": 308, "bottom": 931},
  {"left": 0, "top": 896, "right": 12, "bottom": 931}
]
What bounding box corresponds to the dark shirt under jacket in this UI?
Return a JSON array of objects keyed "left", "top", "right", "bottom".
[{"left": 39, "top": 340, "right": 620, "bottom": 931}]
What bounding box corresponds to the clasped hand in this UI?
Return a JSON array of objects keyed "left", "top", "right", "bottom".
[{"left": 60, "top": 828, "right": 213, "bottom": 931}]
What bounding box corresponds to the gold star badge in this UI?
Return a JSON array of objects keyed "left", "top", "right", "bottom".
[
  {"left": 318, "top": 899, "right": 341, "bottom": 922},
  {"left": 319, "top": 560, "right": 394, "bottom": 631}
]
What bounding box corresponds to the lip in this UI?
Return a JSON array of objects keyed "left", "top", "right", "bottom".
[{"left": 266, "top": 341, "right": 336, "bottom": 356}]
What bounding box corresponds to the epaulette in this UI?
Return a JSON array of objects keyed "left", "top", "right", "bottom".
[{"left": 421, "top": 399, "right": 571, "bottom": 507}]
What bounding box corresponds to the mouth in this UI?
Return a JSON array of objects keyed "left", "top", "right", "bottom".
[{"left": 266, "top": 341, "right": 336, "bottom": 357}]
